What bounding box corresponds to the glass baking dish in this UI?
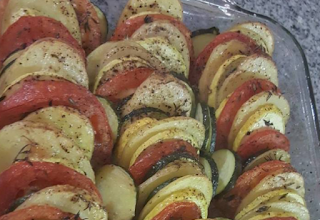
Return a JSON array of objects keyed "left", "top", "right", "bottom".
[{"left": 93, "top": 0, "right": 320, "bottom": 218}]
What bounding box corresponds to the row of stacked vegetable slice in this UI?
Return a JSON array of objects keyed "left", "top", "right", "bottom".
[{"left": 0, "top": 0, "right": 311, "bottom": 220}]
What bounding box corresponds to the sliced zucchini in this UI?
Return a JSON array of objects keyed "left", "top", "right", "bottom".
[
  {"left": 93, "top": 56, "right": 151, "bottom": 92},
  {"left": 228, "top": 91, "right": 290, "bottom": 148},
  {"left": 217, "top": 54, "right": 278, "bottom": 106},
  {"left": 0, "top": 50, "right": 23, "bottom": 77},
  {"left": 95, "top": 165, "right": 136, "bottom": 220},
  {"left": 0, "top": 121, "right": 94, "bottom": 181},
  {"left": 192, "top": 27, "right": 220, "bottom": 57},
  {"left": 199, "top": 155, "right": 219, "bottom": 196},
  {"left": 116, "top": 117, "right": 205, "bottom": 169},
  {"left": 229, "top": 22, "right": 274, "bottom": 55},
  {"left": 139, "top": 175, "right": 213, "bottom": 220},
  {"left": 137, "top": 159, "right": 204, "bottom": 212},
  {"left": 199, "top": 39, "right": 256, "bottom": 102},
  {"left": 93, "top": 4, "right": 108, "bottom": 43},
  {"left": 128, "top": 128, "right": 199, "bottom": 168},
  {"left": 17, "top": 185, "right": 107, "bottom": 220},
  {"left": 209, "top": 107, "right": 217, "bottom": 152},
  {"left": 144, "top": 188, "right": 208, "bottom": 220},
  {"left": 233, "top": 104, "right": 285, "bottom": 151},
  {"left": 121, "top": 107, "right": 169, "bottom": 134},
  {"left": 24, "top": 106, "right": 94, "bottom": 159},
  {"left": 244, "top": 149, "right": 291, "bottom": 172},
  {"left": 115, "top": 117, "right": 157, "bottom": 163},
  {"left": 238, "top": 201, "right": 309, "bottom": 220},
  {"left": 145, "top": 152, "right": 199, "bottom": 181},
  {"left": 121, "top": 72, "right": 194, "bottom": 117},
  {"left": 146, "top": 177, "right": 179, "bottom": 201},
  {"left": 117, "top": 0, "right": 183, "bottom": 25},
  {"left": 97, "top": 97, "right": 120, "bottom": 141},
  {"left": 2, "top": 0, "right": 81, "bottom": 42},
  {"left": 0, "top": 38, "right": 88, "bottom": 95},
  {"left": 236, "top": 171, "right": 305, "bottom": 214},
  {"left": 132, "top": 20, "right": 190, "bottom": 73},
  {"left": 136, "top": 37, "right": 188, "bottom": 77},
  {"left": 235, "top": 189, "right": 306, "bottom": 220},
  {"left": 211, "top": 149, "right": 242, "bottom": 194},
  {"left": 207, "top": 54, "right": 247, "bottom": 108}
]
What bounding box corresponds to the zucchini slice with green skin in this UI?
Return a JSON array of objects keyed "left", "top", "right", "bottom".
[
  {"left": 209, "top": 106, "right": 217, "bottom": 152},
  {"left": 24, "top": 106, "right": 94, "bottom": 159},
  {"left": 121, "top": 72, "right": 195, "bottom": 117},
  {"left": 211, "top": 149, "right": 242, "bottom": 195},
  {"left": 97, "top": 97, "right": 120, "bottom": 142},
  {"left": 199, "top": 155, "right": 219, "bottom": 197},
  {"left": 244, "top": 149, "right": 291, "bottom": 172},
  {"left": 144, "top": 152, "right": 200, "bottom": 181},
  {"left": 146, "top": 177, "right": 179, "bottom": 202},
  {"left": 196, "top": 102, "right": 213, "bottom": 154},
  {"left": 121, "top": 107, "right": 170, "bottom": 134},
  {"left": 95, "top": 165, "right": 137, "bottom": 220},
  {"left": 137, "top": 159, "right": 204, "bottom": 213},
  {"left": 192, "top": 27, "right": 220, "bottom": 57},
  {"left": 92, "top": 4, "right": 108, "bottom": 43}
]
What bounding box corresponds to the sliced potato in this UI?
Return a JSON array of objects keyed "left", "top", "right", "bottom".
[
  {"left": 117, "top": 0, "right": 183, "bottom": 25},
  {"left": 207, "top": 54, "right": 247, "bottom": 108},
  {"left": 217, "top": 54, "right": 278, "bottom": 105},
  {"left": 229, "top": 22, "right": 274, "bottom": 55},
  {"left": 233, "top": 104, "right": 285, "bottom": 151},
  {"left": 236, "top": 171, "right": 305, "bottom": 213},
  {"left": 96, "top": 165, "right": 136, "bottom": 220},
  {"left": 24, "top": 106, "right": 94, "bottom": 159},
  {"left": 0, "top": 38, "right": 88, "bottom": 95},
  {"left": 17, "top": 185, "right": 107, "bottom": 220},
  {"left": 199, "top": 39, "right": 255, "bottom": 102},
  {"left": 137, "top": 159, "right": 204, "bottom": 212},
  {"left": 121, "top": 72, "right": 194, "bottom": 117},
  {"left": 128, "top": 128, "right": 199, "bottom": 167},
  {"left": 235, "top": 189, "right": 305, "bottom": 220},
  {"left": 144, "top": 188, "right": 208, "bottom": 220},
  {"left": 2, "top": 0, "right": 81, "bottom": 42},
  {"left": 132, "top": 20, "right": 190, "bottom": 73},
  {"left": 0, "top": 121, "right": 94, "bottom": 180},
  {"left": 229, "top": 92, "right": 290, "bottom": 148},
  {"left": 139, "top": 175, "right": 212, "bottom": 220},
  {"left": 137, "top": 37, "right": 187, "bottom": 77},
  {"left": 93, "top": 4, "right": 108, "bottom": 42},
  {"left": 117, "top": 117, "right": 205, "bottom": 170},
  {"left": 93, "top": 56, "right": 151, "bottom": 92}
]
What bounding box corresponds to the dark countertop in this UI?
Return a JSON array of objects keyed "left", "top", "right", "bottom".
[{"left": 234, "top": 0, "right": 320, "bottom": 119}]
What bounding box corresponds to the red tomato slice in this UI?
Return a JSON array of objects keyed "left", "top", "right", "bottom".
[
  {"left": 237, "top": 128, "right": 290, "bottom": 160},
  {"left": 0, "top": 205, "right": 81, "bottom": 220},
  {"left": 70, "top": 0, "right": 102, "bottom": 54},
  {"left": 215, "top": 79, "right": 280, "bottom": 150},
  {"left": 190, "top": 32, "right": 262, "bottom": 86},
  {"left": 111, "top": 14, "right": 193, "bottom": 60},
  {"left": 96, "top": 68, "right": 154, "bottom": 103},
  {"left": 0, "top": 161, "right": 101, "bottom": 215},
  {"left": 0, "top": 16, "right": 85, "bottom": 66},
  {"left": 129, "top": 140, "right": 198, "bottom": 184},
  {"left": 0, "top": 78, "right": 113, "bottom": 167},
  {"left": 217, "top": 161, "right": 295, "bottom": 218},
  {"left": 151, "top": 202, "right": 201, "bottom": 220}
]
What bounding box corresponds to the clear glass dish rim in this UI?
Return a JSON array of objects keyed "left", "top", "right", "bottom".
[{"left": 182, "top": 0, "right": 320, "bottom": 146}]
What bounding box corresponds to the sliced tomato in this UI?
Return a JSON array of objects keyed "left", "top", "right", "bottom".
[
  {"left": 0, "top": 161, "right": 101, "bottom": 215},
  {"left": 190, "top": 32, "right": 262, "bottom": 86},
  {"left": 151, "top": 202, "right": 201, "bottom": 220},
  {"left": 111, "top": 14, "right": 193, "bottom": 60},
  {"left": 129, "top": 140, "right": 198, "bottom": 184},
  {"left": 215, "top": 79, "right": 280, "bottom": 150},
  {"left": 70, "top": 0, "right": 102, "bottom": 54},
  {"left": 0, "top": 205, "right": 81, "bottom": 220},
  {"left": 0, "top": 16, "right": 85, "bottom": 66},
  {"left": 96, "top": 68, "right": 154, "bottom": 103},
  {"left": 237, "top": 128, "right": 290, "bottom": 160},
  {"left": 0, "top": 78, "right": 113, "bottom": 167},
  {"left": 217, "top": 161, "right": 295, "bottom": 218}
]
